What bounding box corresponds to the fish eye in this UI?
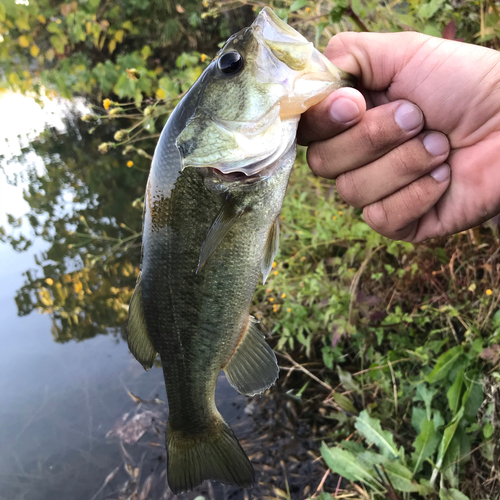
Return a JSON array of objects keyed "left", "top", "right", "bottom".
[{"left": 218, "top": 51, "right": 243, "bottom": 75}]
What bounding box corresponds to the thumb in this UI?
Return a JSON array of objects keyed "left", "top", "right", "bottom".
[{"left": 325, "top": 32, "right": 428, "bottom": 91}]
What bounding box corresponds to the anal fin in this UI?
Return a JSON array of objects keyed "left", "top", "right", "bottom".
[
  {"left": 224, "top": 318, "right": 279, "bottom": 396},
  {"left": 127, "top": 274, "right": 157, "bottom": 371},
  {"left": 261, "top": 216, "right": 279, "bottom": 284}
]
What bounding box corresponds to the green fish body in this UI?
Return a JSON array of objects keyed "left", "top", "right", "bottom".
[{"left": 127, "top": 7, "right": 355, "bottom": 494}]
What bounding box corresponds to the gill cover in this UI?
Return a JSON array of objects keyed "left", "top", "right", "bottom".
[{"left": 176, "top": 7, "right": 355, "bottom": 176}]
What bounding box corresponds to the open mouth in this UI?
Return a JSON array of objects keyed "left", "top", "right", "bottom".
[{"left": 212, "top": 169, "right": 250, "bottom": 181}]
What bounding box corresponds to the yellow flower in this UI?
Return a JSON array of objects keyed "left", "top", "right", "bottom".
[
  {"left": 486, "top": 289, "right": 493, "bottom": 296},
  {"left": 305, "top": 7, "right": 311, "bottom": 13},
  {"left": 272, "top": 304, "right": 280, "bottom": 312},
  {"left": 314, "top": 211, "right": 318, "bottom": 215},
  {"left": 333, "top": 216, "right": 337, "bottom": 220},
  {"left": 272, "top": 262, "right": 277, "bottom": 268},
  {"left": 269, "top": 298, "right": 274, "bottom": 302},
  {"left": 45, "top": 278, "right": 54, "bottom": 286},
  {"left": 287, "top": 308, "right": 292, "bottom": 313},
  {"left": 273, "top": 270, "right": 278, "bottom": 276},
  {"left": 103, "top": 98, "right": 112, "bottom": 110},
  {"left": 18, "top": 36, "right": 30, "bottom": 48},
  {"left": 338, "top": 211, "right": 343, "bottom": 215},
  {"left": 281, "top": 293, "right": 286, "bottom": 299},
  {"left": 156, "top": 88, "right": 166, "bottom": 99},
  {"left": 127, "top": 161, "right": 134, "bottom": 168},
  {"left": 201, "top": 54, "right": 207, "bottom": 62}
]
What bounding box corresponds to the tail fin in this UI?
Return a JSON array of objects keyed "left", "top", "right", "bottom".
[{"left": 166, "top": 416, "right": 255, "bottom": 494}]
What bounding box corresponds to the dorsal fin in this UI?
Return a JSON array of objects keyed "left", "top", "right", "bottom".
[
  {"left": 224, "top": 317, "right": 279, "bottom": 396},
  {"left": 197, "top": 194, "right": 244, "bottom": 273},
  {"left": 127, "top": 274, "right": 157, "bottom": 370},
  {"left": 261, "top": 216, "right": 280, "bottom": 284}
]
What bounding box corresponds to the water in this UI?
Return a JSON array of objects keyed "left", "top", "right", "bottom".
[{"left": 0, "top": 94, "right": 334, "bottom": 500}]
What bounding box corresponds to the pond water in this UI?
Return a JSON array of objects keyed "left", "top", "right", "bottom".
[{"left": 0, "top": 94, "right": 334, "bottom": 500}]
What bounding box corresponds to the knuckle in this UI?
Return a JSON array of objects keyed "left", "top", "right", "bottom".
[
  {"left": 307, "top": 142, "right": 333, "bottom": 178},
  {"left": 363, "top": 201, "right": 391, "bottom": 233},
  {"left": 336, "top": 172, "right": 363, "bottom": 207},
  {"left": 391, "top": 143, "right": 423, "bottom": 178},
  {"left": 357, "top": 119, "right": 388, "bottom": 155},
  {"left": 400, "top": 182, "right": 425, "bottom": 211}
]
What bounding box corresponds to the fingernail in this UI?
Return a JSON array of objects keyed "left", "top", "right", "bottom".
[
  {"left": 394, "top": 102, "right": 423, "bottom": 132},
  {"left": 330, "top": 97, "right": 360, "bottom": 124},
  {"left": 423, "top": 132, "right": 449, "bottom": 156},
  {"left": 430, "top": 163, "right": 450, "bottom": 182}
]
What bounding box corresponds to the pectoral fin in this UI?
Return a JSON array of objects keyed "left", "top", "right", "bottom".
[
  {"left": 197, "top": 195, "right": 244, "bottom": 272},
  {"left": 224, "top": 317, "right": 279, "bottom": 396},
  {"left": 127, "top": 275, "right": 157, "bottom": 370},
  {"left": 261, "top": 216, "right": 279, "bottom": 284}
]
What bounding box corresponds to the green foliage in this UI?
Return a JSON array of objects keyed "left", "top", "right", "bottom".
[{"left": 0, "top": 0, "right": 224, "bottom": 98}]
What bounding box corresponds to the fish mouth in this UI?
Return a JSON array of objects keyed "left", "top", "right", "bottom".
[{"left": 212, "top": 169, "right": 249, "bottom": 182}]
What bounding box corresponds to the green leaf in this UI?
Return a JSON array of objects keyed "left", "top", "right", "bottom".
[
  {"left": 426, "top": 345, "right": 463, "bottom": 384},
  {"left": 414, "top": 383, "right": 437, "bottom": 419},
  {"left": 483, "top": 421, "right": 494, "bottom": 439},
  {"left": 447, "top": 368, "right": 464, "bottom": 416},
  {"left": 320, "top": 443, "right": 380, "bottom": 487},
  {"left": 50, "top": 35, "right": 66, "bottom": 54},
  {"left": 289, "top": 0, "right": 308, "bottom": 12},
  {"left": 411, "top": 407, "right": 427, "bottom": 433},
  {"left": 436, "top": 406, "right": 464, "bottom": 468},
  {"left": 418, "top": 0, "right": 445, "bottom": 20},
  {"left": 384, "top": 461, "right": 421, "bottom": 493},
  {"left": 332, "top": 392, "right": 358, "bottom": 415},
  {"left": 337, "top": 366, "right": 361, "bottom": 393},
  {"left": 439, "top": 488, "right": 470, "bottom": 500},
  {"left": 330, "top": 0, "right": 348, "bottom": 23},
  {"left": 355, "top": 410, "right": 399, "bottom": 458},
  {"left": 411, "top": 418, "right": 439, "bottom": 473}
]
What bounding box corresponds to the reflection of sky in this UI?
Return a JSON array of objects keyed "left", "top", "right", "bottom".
[{"left": 0, "top": 92, "right": 89, "bottom": 228}]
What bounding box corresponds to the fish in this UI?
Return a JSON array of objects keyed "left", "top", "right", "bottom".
[{"left": 127, "top": 7, "right": 355, "bottom": 495}]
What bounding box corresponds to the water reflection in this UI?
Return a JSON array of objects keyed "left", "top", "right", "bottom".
[{"left": 2, "top": 100, "right": 150, "bottom": 342}]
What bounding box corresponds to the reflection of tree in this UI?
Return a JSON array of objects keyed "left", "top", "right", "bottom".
[{"left": 2, "top": 106, "right": 153, "bottom": 342}]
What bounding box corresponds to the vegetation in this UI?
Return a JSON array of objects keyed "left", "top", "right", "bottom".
[{"left": 2, "top": 0, "right": 500, "bottom": 499}]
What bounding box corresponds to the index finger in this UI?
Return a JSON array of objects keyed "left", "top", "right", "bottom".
[{"left": 297, "top": 86, "right": 366, "bottom": 146}]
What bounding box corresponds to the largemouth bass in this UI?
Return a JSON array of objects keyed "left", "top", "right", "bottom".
[{"left": 127, "top": 7, "right": 354, "bottom": 494}]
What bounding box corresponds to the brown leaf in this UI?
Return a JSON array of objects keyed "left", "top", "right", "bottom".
[
  {"left": 108, "top": 410, "right": 162, "bottom": 444},
  {"left": 442, "top": 19, "right": 456, "bottom": 39},
  {"left": 480, "top": 345, "right": 500, "bottom": 364}
]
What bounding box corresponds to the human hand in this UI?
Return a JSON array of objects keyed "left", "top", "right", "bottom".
[{"left": 298, "top": 32, "right": 500, "bottom": 242}]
